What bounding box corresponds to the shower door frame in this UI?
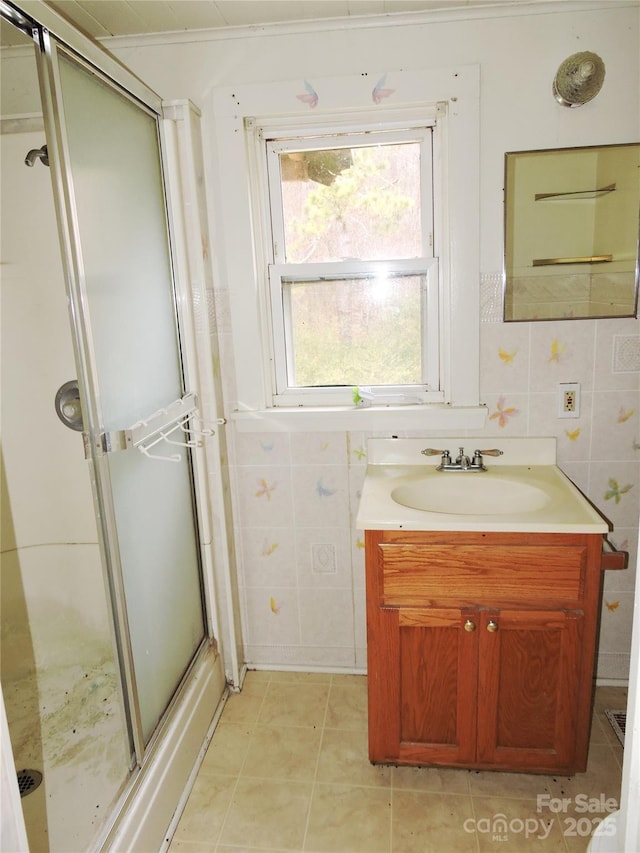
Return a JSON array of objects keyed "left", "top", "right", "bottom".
[{"left": 4, "top": 0, "right": 227, "bottom": 769}]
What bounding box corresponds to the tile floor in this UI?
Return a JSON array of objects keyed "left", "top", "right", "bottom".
[{"left": 169, "top": 671, "right": 625, "bottom": 853}]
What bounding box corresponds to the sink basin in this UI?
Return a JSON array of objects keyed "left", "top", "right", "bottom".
[
  {"left": 356, "top": 438, "right": 609, "bottom": 532},
  {"left": 391, "top": 474, "right": 550, "bottom": 516}
]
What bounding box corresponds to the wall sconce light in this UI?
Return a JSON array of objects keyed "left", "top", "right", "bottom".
[{"left": 553, "top": 51, "right": 605, "bottom": 107}]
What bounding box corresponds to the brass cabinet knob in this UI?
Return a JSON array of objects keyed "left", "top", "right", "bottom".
[
  {"left": 487, "top": 620, "right": 499, "bottom": 633},
  {"left": 464, "top": 619, "right": 476, "bottom": 632}
]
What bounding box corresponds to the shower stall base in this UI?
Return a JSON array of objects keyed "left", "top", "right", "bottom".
[{"left": 0, "top": 535, "right": 131, "bottom": 850}]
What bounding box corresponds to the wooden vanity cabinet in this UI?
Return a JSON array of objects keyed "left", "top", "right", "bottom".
[{"left": 365, "top": 529, "right": 610, "bottom": 775}]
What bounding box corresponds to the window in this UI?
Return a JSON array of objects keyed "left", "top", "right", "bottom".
[
  {"left": 261, "top": 123, "right": 442, "bottom": 407},
  {"left": 213, "top": 66, "right": 482, "bottom": 428}
]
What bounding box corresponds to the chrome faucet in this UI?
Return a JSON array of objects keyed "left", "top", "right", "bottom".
[
  {"left": 455, "top": 447, "right": 471, "bottom": 469},
  {"left": 421, "top": 447, "right": 503, "bottom": 471}
]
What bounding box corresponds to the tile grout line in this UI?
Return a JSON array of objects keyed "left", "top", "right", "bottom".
[
  {"left": 213, "top": 672, "right": 273, "bottom": 851},
  {"left": 586, "top": 321, "right": 598, "bottom": 499},
  {"left": 389, "top": 769, "right": 394, "bottom": 852},
  {"left": 195, "top": 676, "right": 624, "bottom": 852},
  {"left": 465, "top": 775, "right": 483, "bottom": 853},
  {"left": 300, "top": 675, "right": 333, "bottom": 852}
]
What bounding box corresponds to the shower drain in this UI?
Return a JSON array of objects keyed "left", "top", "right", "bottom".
[{"left": 17, "top": 769, "right": 43, "bottom": 798}]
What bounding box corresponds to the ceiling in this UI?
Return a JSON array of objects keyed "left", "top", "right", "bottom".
[{"left": 2, "top": 0, "right": 537, "bottom": 45}]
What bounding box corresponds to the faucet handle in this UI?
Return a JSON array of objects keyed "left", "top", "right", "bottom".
[
  {"left": 422, "top": 448, "right": 451, "bottom": 468},
  {"left": 471, "top": 448, "right": 503, "bottom": 470}
]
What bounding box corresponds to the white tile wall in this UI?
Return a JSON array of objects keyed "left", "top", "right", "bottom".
[{"left": 217, "top": 285, "right": 639, "bottom": 679}]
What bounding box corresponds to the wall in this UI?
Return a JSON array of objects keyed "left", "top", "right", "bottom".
[{"left": 108, "top": 2, "right": 639, "bottom": 678}]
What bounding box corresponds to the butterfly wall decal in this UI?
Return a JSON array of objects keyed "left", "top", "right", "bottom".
[
  {"left": 269, "top": 596, "right": 281, "bottom": 615},
  {"left": 498, "top": 347, "right": 517, "bottom": 365},
  {"left": 489, "top": 396, "right": 519, "bottom": 428},
  {"left": 316, "top": 478, "right": 336, "bottom": 498},
  {"left": 617, "top": 407, "right": 634, "bottom": 424},
  {"left": 372, "top": 74, "right": 395, "bottom": 104},
  {"left": 604, "top": 478, "right": 633, "bottom": 504},
  {"left": 548, "top": 338, "right": 567, "bottom": 364},
  {"left": 255, "top": 478, "right": 276, "bottom": 500},
  {"left": 296, "top": 79, "right": 319, "bottom": 108}
]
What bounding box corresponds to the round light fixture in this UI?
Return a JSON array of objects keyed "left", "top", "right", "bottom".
[{"left": 553, "top": 51, "right": 605, "bottom": 108}]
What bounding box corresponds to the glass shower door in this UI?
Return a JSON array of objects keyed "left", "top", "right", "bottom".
[{"left": 39, "top": 40, "right": 206, "bottom": 754}]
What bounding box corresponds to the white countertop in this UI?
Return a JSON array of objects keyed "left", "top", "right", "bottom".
[{"left": 356, "top": 437, "right": 609, "bottom": 534}]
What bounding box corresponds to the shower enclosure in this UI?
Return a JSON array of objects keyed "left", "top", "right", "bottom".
[{"left": 1, "top": 4, "right": 228, "bottom": 849}]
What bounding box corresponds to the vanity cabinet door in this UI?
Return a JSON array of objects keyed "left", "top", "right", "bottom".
[
  {"left": 365, "top": 529, "right": 602, "bottom": 773},
  {"left": 367, "top": 606, "right": 478, "bottom": 766},
  {"left": 476, "top": 609, "right": 583, "bottom": 773}
]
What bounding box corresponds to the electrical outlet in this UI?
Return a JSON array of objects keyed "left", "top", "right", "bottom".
[{"left": 558, "top": 382, "right": 580, "bottom": 418}]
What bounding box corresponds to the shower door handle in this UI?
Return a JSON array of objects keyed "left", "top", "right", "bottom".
[{"left": 54, "top": 380, "right": 84, "bottom": 431}]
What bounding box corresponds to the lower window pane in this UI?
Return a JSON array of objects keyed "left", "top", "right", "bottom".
[{"left": 285, "top": 274, "right": 423, "bottom": 387}]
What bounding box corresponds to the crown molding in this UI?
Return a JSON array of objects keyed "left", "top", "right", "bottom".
[{"left": 99, "top": 1, "right": 638, "bottom": 50}]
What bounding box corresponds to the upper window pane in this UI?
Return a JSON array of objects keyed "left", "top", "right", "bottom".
[{"left": 279, "top": 142, "right": 424, "bottom": 263}]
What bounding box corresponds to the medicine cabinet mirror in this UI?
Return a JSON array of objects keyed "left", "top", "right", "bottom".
[{"left": 504, "top": 142, "right": 639, "bottom": 321}]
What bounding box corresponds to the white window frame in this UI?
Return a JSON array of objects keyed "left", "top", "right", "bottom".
[
  {"left": 211, "top": 65, "right": 484, "bottom": 431},
  {"left": 253, "top": 111, "right": 445, "bottom": 408}
]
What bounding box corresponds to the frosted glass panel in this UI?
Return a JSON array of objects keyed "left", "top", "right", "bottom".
[
  {"left": 57, "top": 52, "right": 204, "bottom": 743},
  {"left": 108, "top": 450, "right": 203, "bottom": 741},
  {"left": 58, "top": 54, "right": 182, "bottom": 429}
]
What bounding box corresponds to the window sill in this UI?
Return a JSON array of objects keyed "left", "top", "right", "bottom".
[{"left": 230, "top": 404, "right": 488, "bottom": 433}]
